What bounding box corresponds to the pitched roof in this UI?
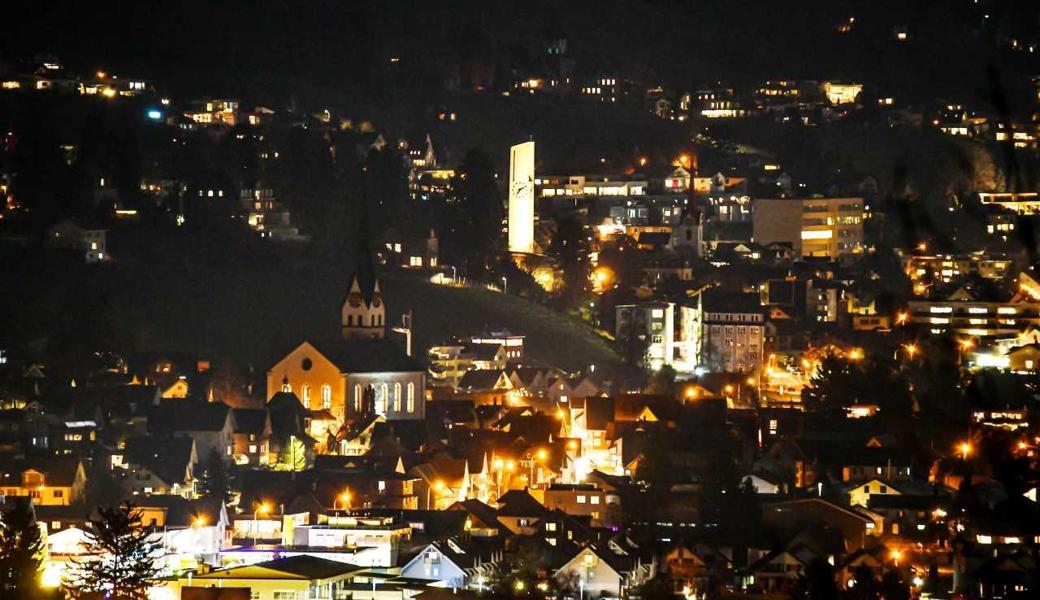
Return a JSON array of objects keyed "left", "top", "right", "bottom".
[
  {"left": 458, "top": 370, "right": 508, "bottom": 391},
  {"left": 496, "top": 490, "right": 548, "bottom": 517},
  {"left": 135, "top": 495, "right": 225, "bottom": 528},
  {"left": 203, "top": 555, "right": 363, "bottom": 580},
  {"left": 5, "top": 456, "right": 83, "bottom": 487},
  {"left": 149, "top": 399, "right": 232, "bottom": 433},
  {"left": 124, "top": 436, "right": 195, "bottom": 484},
  {"left": 310, "top": 338, "right": 422, "bottom": 373},
  {"left": 232, "top": 408, "right": 269, "bottom": 435}
]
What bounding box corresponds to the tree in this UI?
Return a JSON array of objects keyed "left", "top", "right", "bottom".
[
  {"left": 197, "top": 449, "right": 232, "bottom": 502},
  {"left": 548, "top": 214, "right": 590, "bottom": 309},
  {"left": 793, "top": 557, "right": 839, "bottom": 600},
  {"left": 276, "top": 435, "right": 310, "bottom": 471},
  {"left": 801, "top": 351, "right": 859, "bottom": 414},
  {"left": 83, "top": 465, "right": 125, "bottom": 510},
  {"left": 645, "top": 365, "right": 677, "bottom": 396},
  {"left": 447, "top": 148, "right": 501, "bottom": 268},
  {"left": 0, "top": 501, "right": 45, "bottom": 595},
  {"left": 66, "top": 503, "right": 164, "bottom": 600}
]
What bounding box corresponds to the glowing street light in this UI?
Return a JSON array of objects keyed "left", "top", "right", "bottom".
[
  {"left": 889, "top": 548, "right": 903, "bottom": 565},
  {"left": 957, "top": 441, "right": 973, "bottom": 460},
  {"left": 896, "top": 312, "right": 909, "bottom": 326},
  {"left": 427, "top": 480, "right": 445, "bottom": 509},
  {"left": 253, "top": 502, "right": 271, "bottom": 546},
  {"left": 335, "top": 490, "right": 352, "bottom": 510}
]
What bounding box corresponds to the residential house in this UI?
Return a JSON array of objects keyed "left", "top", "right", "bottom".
[
  {"left": 149, "top": 399, "right": 236, "bottom": 464},
  {"left": 231, "top": 408, "right": 272, "bottom": 466},
  {"left": 0, "top": 457, "right": 87, "bottom": 506},
  {"left": 173, "top": 555, "right": 364, "bottom": 600},
  {"left": 554, "top": 545, "right": 654, "bottom": 600},
  {"left": 123, "top": 435, "right": 198, "bottom": 497}
]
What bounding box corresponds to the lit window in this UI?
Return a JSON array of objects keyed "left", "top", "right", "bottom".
[{"left": 321, "top": 385, "right": 331, "bottom": 410}]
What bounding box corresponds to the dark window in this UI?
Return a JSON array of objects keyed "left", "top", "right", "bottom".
[{"left": 301, "top": 358, "right": 313, "bottom": 371}]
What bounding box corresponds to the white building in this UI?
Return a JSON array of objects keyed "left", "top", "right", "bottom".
[{"left": 508, "top": 141, "right": 535, "bottom": 254}]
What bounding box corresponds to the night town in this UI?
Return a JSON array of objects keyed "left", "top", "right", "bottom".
[{"left": 1, "top": 1, "right": 1040, "bottom": 599}]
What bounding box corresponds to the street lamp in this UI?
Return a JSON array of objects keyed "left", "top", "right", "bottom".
[
  {"left": 427, "top": 480, "right": 445, "bottom": 509},
  {"left": 957, "top": 338, "right": 974, "bottom": 366},
  {"left": 253, "top": 502, "right": 271, "bottom": 546},
  {"left": 957, "top": 441, "right": 973, "bottom": 460},
  {"left": 529, "top": 449, "right": 548, "bottom": 485},
  {"left": 502, "top": 276, "right": 508, "bottom": 294},
  {"left": 335, "top": 490, "right": 351, "bottom": 511}
]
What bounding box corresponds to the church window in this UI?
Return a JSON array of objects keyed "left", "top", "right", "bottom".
[
  {"left": 407, "top": 383, "right": 415, "bottom": 412},
  {"left": 301, "top": 357, "right": 312, "bottom": 371},
  {"left": 321, "top": 385, "right": 332, "bottom": 410},
  {"left": 393, "top": 383, "right": 402, "bottom": 411},
  {"left": 281, "top": 380, "right": 292, "bottom": 393},
  {"left": 376, "top": 384, "right": 388, "bottom": 413},
  {"left": 354, "top": 384, "right": 362, "bottom": 412},
  {"left": 301, "top": 384, "right": 311, "bottom": 407}
]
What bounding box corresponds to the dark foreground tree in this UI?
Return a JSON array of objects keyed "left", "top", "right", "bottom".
[
  {"left": 197, "top": 449, "right": 232, "bottom": 501},
  {"left": 0, "top": 500, "right": 45, "bottom": 595},
  {"left": 65, "top": 503, "right": 164, "bottom": 600}
]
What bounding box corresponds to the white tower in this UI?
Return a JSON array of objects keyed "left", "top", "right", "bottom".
[{"left": 507, "top": 141, "right": 535, "bottom": 254}]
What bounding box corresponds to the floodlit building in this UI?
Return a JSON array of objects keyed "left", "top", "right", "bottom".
[
  {"left": 508, "top": 141, "right": 535, "bottom": 254},
  {"left": 615, "top": 302, "right": 675, "bottom": 371},
  {"left": 753, "top": 197, "right": 864, "bottom": 259},
  {"left": 822, "top": 82, "right": 863, "bottom": 105}
]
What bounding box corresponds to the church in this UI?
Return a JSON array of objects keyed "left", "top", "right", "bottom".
[{"left": 265, "top": 247, "right": 425, "bottom": 425}]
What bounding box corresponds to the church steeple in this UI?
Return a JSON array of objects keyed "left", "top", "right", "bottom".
[{"left": 341, "top": 203, "right": 385, "bottom": 339}]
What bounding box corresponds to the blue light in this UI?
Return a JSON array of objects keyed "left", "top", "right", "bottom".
[{"left": 146, "top": 109, "right": 163, "bottom": 121}]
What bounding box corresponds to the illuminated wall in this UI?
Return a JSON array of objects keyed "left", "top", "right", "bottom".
[{"left": 508, "top": 141, "right": 535, "bottom": 254}]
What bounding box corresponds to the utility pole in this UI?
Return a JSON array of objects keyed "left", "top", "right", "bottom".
[{"left": 392, "top": 310, "right": 413, "bottom": 357}]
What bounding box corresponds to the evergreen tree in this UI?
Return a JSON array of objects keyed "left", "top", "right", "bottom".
[
  {"left": 801, "top": 351, "right": 859, "bottom": 414},
  {"left": 0, "top": 500, "right": 45, "bottom": 595},
  {"left": 197, "top": 449, "right": 232, "bottom": 502},
  {"left": 66, "top": 503, "right": 164, "bottom": 600}
]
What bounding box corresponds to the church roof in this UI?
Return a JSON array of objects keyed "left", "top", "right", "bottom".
[
  {"left": 347, "top": 208, "right": 380, "bottom": 305},
  {"left": 311, "top": 338, "right": 423, "bottom": 374}
]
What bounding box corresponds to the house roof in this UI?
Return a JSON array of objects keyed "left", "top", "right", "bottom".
[
  {"left": 135, "top": 495, "right": 225, "bottom": 528},
  {"left": 124, "top": 435, "right": 195, "bottom": 484},
  {"left": 232, "top": 408, "right": 269, "bottom": 435},
  {"left": 581, "top": 397, "right": 615, "bottom": 431},
  {"left": 458, "top": 370, "right": 507, "bottom": 391},
  {"left": 200, "top": 555, "right": 363, "bottom": 581},
  {"left": 4, "top": 456, "right": 83, "bottom": 487},
  {"left": 149, "top": 399, "right": 231, "bottom": 433},
  {"left": 496, "top": 490, "right": 548, "bottom": 517}
]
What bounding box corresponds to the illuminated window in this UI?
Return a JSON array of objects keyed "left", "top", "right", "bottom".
[
  {"left": 301, "top": 385, "right": 311, "bottom": 407},
  {"left": 354, "top": 384, "right": 362, "bottom": 412},
  {"left": 321, "top": 385, "right": 331, "bottom": 410},
  {"left": 393, "top": 383, "right": 402, "bottom": 411},
  {"left": 407, "top": 383, "right": 415, "bottom": 412}
]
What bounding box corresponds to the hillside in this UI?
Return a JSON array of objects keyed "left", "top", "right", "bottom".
[{"left": 0, "top": 243, "right": 620, "bottom": 373}]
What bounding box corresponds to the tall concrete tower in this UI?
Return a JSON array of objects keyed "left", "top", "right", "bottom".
[{"left": 507, "top": 141, "right": 535, "bottom": 254}]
